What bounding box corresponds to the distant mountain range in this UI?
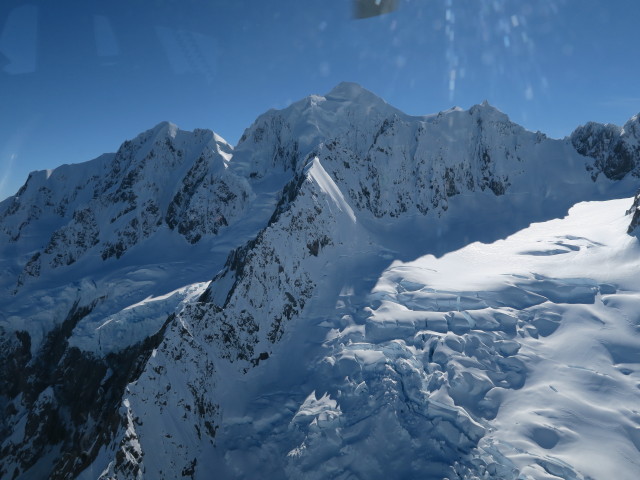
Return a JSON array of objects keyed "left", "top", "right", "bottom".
[{"left": 1, "top": 83, "right": 639, "bottom": 479}]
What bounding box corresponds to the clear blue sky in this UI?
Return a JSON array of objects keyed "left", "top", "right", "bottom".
[{"left": 2, "top": 0, "right": 640, "bottom": 200}]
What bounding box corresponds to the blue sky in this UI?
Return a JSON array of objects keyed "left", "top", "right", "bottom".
[{"left": 1, "top": 0, "right": 640, "bottom": 200}]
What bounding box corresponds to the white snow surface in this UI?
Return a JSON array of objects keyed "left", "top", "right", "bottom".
[
  {"left": 366, "top": 197, "right": 640, "bottom": 479},
  {"left": 305, "top": 157, "right": 357, "bottom": 223},
  {"left": 69, "top": 282, "right": 208, "bottom": 355}
]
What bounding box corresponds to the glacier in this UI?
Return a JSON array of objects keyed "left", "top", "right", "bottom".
[{"left": 1, "top": 82, "right": 640, "bottom": 479}]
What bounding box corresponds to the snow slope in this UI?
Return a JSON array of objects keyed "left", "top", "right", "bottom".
[
  {"left": 93, "top": 195, "right": 640, "bottom": 479},
  {"left": 1, "top": 83, "right": 640, "bottom": 479},
  {"left": 358, "top": 197, "right": 640, "bottom": 479}
]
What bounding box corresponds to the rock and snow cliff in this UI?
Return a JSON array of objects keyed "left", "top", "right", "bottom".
[
  {"left": 1, "top": 122, "right": 250, "bottom": 292},
  {"left": 1, "top": 83, "right": 640, "bottom": 479},
  {"left": 571, "top": 113, "right": 640, "bottom": 180}
]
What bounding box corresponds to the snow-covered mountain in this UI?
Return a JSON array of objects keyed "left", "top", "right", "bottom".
[
  {"left": 571, "top": 113, "right": 640, "bottom": 180},
  {"left": 1, "top": 83, "right": 640, "bottom": 479}
]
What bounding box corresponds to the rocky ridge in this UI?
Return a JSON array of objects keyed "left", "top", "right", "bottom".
[
  {"left": 1, "top": 122, "right": 250, "bottom": 293},
  {"left": 571, "top": 113, "right": 640, "bottom": 180}
]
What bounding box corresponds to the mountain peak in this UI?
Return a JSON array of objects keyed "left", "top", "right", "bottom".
[
  {"left": 470, "top": 100, "right": 501, "bottom": 114},
  {"left": 232, "top": 82, "right": 402, "bottom": 179},
  {"left": 149, "top": 121, "right": 179, "bottom": 138},
  {"left": 114, "top": 121, "right": 182, "bottom": 155},
  {"left": 325, "top": 81, "right": 370, "bottom": 100},
  {"left": 622, "top": 113, "right": 640, "bottom": 138},
  {"left": 323, "top": 82, "right": 392, "bottom": 110},
  {"left": 466, "top": 101, "right": 512, "bottom": 125}
]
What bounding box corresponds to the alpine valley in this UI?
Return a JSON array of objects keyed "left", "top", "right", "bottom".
[{"left": 1, "top": 83, "right": 640, "bottom": 480}]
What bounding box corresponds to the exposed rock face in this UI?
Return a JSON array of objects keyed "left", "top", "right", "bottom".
[
  {"left": 0, "top": 300, "right": 170, "bottom": 480},
  {"left": 627, "top": 190, "right": 640, "bottom": 234},
  {"left": 571, "top": 114, "right": 640, "bottom": 180},
  {"left": 192, "top": 160, "right": 357, "bottom": 368},
  {"left": 310, "top": 104, "right": 521, "bottom": 218},
  {"left": 1, "top": 84, "right": 639, "bottom": 480},
  {"left": 1, "top": 122, "right": 250, "bottom": 292}
]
